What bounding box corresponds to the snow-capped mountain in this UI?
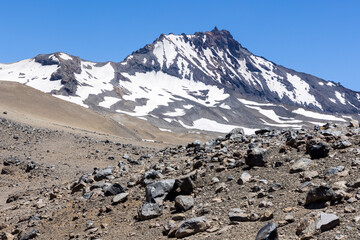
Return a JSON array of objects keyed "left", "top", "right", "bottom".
[{"left": 0, "top": 28, "right": 359, "bottom": 134}]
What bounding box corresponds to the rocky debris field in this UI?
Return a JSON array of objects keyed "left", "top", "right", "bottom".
[{"left": 1, "top": 116, "right": 360, "bottom": 239}]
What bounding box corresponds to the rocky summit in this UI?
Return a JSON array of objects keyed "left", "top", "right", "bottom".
[
  {"left": 1, "top": 113, "right": 360, "bottom": 239},
  {"left": 0, "top": 28, "right": 359, "bottom": 134}
]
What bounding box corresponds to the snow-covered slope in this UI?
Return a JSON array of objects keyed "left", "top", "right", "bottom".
[{"left": 0, "top": 28, "right": 359, "bottom": 133}]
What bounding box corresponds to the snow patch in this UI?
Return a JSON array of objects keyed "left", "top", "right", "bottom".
[
  {"left": 260, "top": 118, "right": 303, "bottom": 128},
  {"left": 99, "top": 97, "right": 120, "bottom": 108},
  {"left": 0, "top": 59, "right": 61, "bottom": 92},
  {"left": 183, "top": 104, "right": 193, "bottom": 109},
  {"left": 219, "top": 103, "right": 231, "bottom": 109},
  {"left": 238, "top": 98, "right": 275, "bottom": 106},
  {"left": 163, "top": 108, "right": 186, "bottom": 117},
  {"left": 178, "top": 118, "right": 256, "bottom": 135},
  {"left": 335, "top": 91, "right": 346, "bottom": 105},
  {"left": 55, "top": 95, "right": 87, "bottom": 108},
  {"left": 245, "top": 105, "right": 302, "bottom": 124},
  {"left": 293, "top": 108, "right": 346, "bottom": 122},
  {"left": 159, "top": 128, "right": 172, "bottom": 132},
  {"left": 59, "top": 53, "right": 73, "bottom": 61},
  {"left": 119, "top": 71, "right": 229, "bottom": 116},
  {"left": 329, "top": 98, "right": 336, "bottom": 104},
  {"left": 58, "top": 61, "right": 115, "bottom": 106}
]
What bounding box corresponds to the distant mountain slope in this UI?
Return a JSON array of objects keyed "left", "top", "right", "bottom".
[
  {"left": 0, "top": 28, "right": 359, "bottom": 133},
  {"left": 0, "top": 81, "right": 214, "bottom": 145},
  {"left": 0, "top": 81, "right": 137, "bottom": 138}
]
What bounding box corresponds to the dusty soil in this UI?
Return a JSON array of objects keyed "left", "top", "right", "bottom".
[{"left": 1, "top": 113, "right": 360, "bottom": 239}]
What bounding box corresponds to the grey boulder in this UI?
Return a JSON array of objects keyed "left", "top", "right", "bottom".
[
  {"left": 175, "top": 195, "right": 195, "bottom": 212},
  {"left": 138, "top": 202, "right": 162, "bottom": 221}
]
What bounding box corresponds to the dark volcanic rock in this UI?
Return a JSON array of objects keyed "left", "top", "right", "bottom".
[
  {"left": 103, "top": 183, "right": 125, "bottom": 196},
  {"left": 175, "top": 173, "right": 197, "bottom": 195},
  {"left": 245, "top": 148, "right": 267, "bottom": 167},
  {"left": 305, "top": 184, "right": 335, "bottom": 205},
  {"left": 255, "top": 222, "right": 278, "bottom": 240},
  {"left": 306, "top": 140, "right": 330, "bottom": 159},
  {"left": 145, "top": 179, "right": 176, "bottom": 203}
]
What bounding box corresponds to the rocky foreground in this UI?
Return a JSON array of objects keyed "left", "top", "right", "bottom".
[{"left": 1, "top": 115, "right": 360, "bottom": 239}]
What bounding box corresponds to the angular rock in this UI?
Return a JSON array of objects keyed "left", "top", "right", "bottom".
[
  {"left": 175, "top": 173, "right": 196, "bottom": 195},
  {"left": 326, "top": 166, "right": 345, "bottom": 175},
  {"left": 237, "top": 172, "right": 251, "bottom": 185},
  {"left": 316, "top": 212, "right": 340, "bottom": 232},
  {"left": 255, "top": 222, "right": 278, "bottom": 240},
  {"left": 306, "top": 140, "right": 330, "bottom": 159},
  {"left": 285, "top": 130, "right": 299, "bottom": 147},
  {"left": 20, "top": 229, "right": 39, "bottom": 240},
  {"left": 229, "top": 208, "right": 259, "bottom": 222},
  {"left": 138, "top": 202, "right": 162, "bottom": 221},
  {"left": 305, "top": 184, "right": 335, "bottom": 205},
  {"left": 290, "top": 158, "right": 313, "bottom": 173},
  {"left": 103, "top": 183, "right": 125, "bottom": 196},
  {"left": 141, "top": 170, "right": 164, "bottom": 186},
  {"left": 71, "top": 182, "right": 86, "bottom": 194},
  {"left": 112, "top": 192, "right": 129, "bottom": 204},
  {"left": 94, "top": 167, "right": 112, "bottom": 181},
  {"left": 333, "top": 140, "right": 352, "bottom": 149},
  {"left": 145, "top": 179, "right": 175, "bottom": 203},
  {"left": 225, "top": 128, "right": 244, "bottom": 140},
  {"left": 296, "top": 212, "right": 319, "bottom": 238},
  {"left": 174, "top": 217, "right": 209, "bottom": 238},
  {"left": 297, "top": 211, "right": 340, "bottom": 238},
  {"left": 175, "top": 195, "right": 195, "bottom": 212},
  {"left": 245, "top": 148, "right": 267, "bottom": 167}
]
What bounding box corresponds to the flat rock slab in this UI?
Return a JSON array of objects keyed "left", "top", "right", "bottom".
[
  {"left": 112, "top": 192, "right": 129, "bottom": 204},
  {"left": 316, "top": 212, "right": 340, "bottom": 232},
  {"left": 290, "top": 158, "right": 313, "bottom": 173}
]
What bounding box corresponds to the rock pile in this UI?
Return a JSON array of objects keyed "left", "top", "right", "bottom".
[{"left": 0, "top": 117, "right": 360, "bottom": 239}]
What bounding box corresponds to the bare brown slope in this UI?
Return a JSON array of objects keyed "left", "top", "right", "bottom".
[{"left": 0, "top": 81, "right": 137, "bottom": 139}]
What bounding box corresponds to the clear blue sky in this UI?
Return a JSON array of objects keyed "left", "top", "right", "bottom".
[{"left": 1, "top": 0, "right": 359, "bottom": 91}]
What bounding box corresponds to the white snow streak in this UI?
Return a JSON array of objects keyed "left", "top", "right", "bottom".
[
  {"left": 238, "top": 98, "right": 275, "bottom": 106},
  {"left": 163, "top": 108, "right": 186, "bottom": 117},
  {"left": 178, "top": 118, "right": 256, "bottom": 135},
  {"left": 293, "top": 108, "right": 346, "bottom": 122},
  {"left": 245, "top": 105, "right": 302, "bottom": 124},
  {"left": 99, "top": 97, "right": 120, "bottom": 108},
  {"left": 335, "top": 91, "right": 346, "bottom": 105}
]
